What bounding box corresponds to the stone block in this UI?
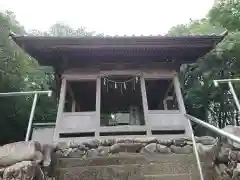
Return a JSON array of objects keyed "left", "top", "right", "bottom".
[
  {"left": 140, "top": 143, "right": 171, "bottom": 154},
  {"left": 57, "top": 153, "right": 196, "bottom": 168},
  {"left": 190, "top": 164, "right": 217, "bottom": 180},
  {"left": 143, "top": 162, "right": 191, "bottom": 175},
  {"left": 144, "top": 154, "right": 195, "bottom": 164},
  {"left": 170, "top": 145, "right": 193, "bottom": 154},
  {"left": 58, "top": 154, "right": 147, "bottom": 168},
  {"left": 0, "top": 141, "right": 42, "bottom": 167},
  {"left": 56, "top": 164, "right": 144, "bottom": 180},
  {"left": 197, "top": 136, "right": 217, "bottom": 145},
  {"left": 144, "top": 174, "right": 191, "bottom": 180},
  {"left": 3, "top": 161, "right": 41, "bottom": 180},
  {"left": 110, "top": 143, "right": 144, "bottom": 153}
]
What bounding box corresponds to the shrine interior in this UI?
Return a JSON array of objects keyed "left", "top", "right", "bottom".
[{"left": 63, "top": 76, "right": 178, "bottom": 127}]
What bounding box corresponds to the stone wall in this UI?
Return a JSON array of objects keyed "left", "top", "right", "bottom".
[
  {"left": 54, "top": 136, "right": 240, "bottom": 180},
  {"left": 0, "top": 141, "right": 54, "bottom": 180},
  {"left": 0, "top": 135, "right": 238, "bottom": 180},
  {"left": 55, "top": 137, "right": 193, "bottom": 158},
  {"left": 53, "top": 136, "right": 219, "bottom": 180}
]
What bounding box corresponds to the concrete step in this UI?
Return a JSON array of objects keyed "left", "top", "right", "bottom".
[
  {"left": 56, "top": 163, "right": 194, "bottom": 180},
  {"left": 57, "top": 169, "right": 195, "bottom": 180},
  {"left": 56, "top": 164, "right": 143, "bottom": 180},
  {"left": 55, "top": 153, "right": 216, "bottom": 180},
  {"left": 57, "top": 153, "right": 196, "bottom": 168},
  {"left": 190, "top": 165, "right": 217, "bottom": 180},
  {"left": 144, "top": 174, "right": 191, "bottom": 180},
  {"left": 56, "top": 166, "right": 218, "bottom": 180}
]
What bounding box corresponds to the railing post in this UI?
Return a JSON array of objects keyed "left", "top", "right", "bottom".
[
  {"left": 173, "top": 75, "right": 204, "bottom": 180},
  {"left": 214, "top": 79, "right": 240, "bottom": 125},
  {"left": 228, "top": 82, "right": 240, "bottom": 125},
  {"left": 25, "top": 93, "right": 38, "bottom": 141},
  {"left": 186, "top": 118, "right": 204, "bottom": 180}
]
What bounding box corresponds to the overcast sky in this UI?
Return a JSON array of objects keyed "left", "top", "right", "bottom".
[{"left": 0, "top": 0, "right": 214, "bottom": 35}]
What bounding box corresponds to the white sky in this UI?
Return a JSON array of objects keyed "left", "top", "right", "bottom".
[{"left": 0, "top": 0, "right": 214, "bottom": 35}]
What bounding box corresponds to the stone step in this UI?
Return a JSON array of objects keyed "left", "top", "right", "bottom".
[
  {"left": 57, "top": 171, "right": 195, "bottom": 180},
  {"left": 56, "top": 165, "right": 143, "bottom": 180},
  {"left": 57, "top": 153, "right": 196, "bottom": 168},
  {"left": 55, "top": 153, "right": 218, "bottom": 180},
  {"left": 55, "top": 159, "right": 218, "bottom": 180},
  {"left": 190, "top": 165, "right": 217, "bottom": 180},
  {"left": 55, "top": 167, "right": 218, "bottom": 180},
  {"left": 144, "top": 174, "right": 191, "bottom": 180},
  {"left": 56, "top": 163, "right": 194, "bottom": 180}
]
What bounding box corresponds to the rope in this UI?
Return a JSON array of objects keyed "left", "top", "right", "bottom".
[{"left": 102, "top": 73, "right": 142, "bottom": 84}]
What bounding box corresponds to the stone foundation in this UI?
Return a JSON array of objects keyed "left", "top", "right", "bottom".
[
  {"left": 0, "top": 135, "right": 238, "bottom": 180},
  {"left": 54, "top": 136, "right": 219, "bottom": 158}
]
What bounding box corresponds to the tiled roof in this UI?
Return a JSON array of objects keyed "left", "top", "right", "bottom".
[{"left": 10, "top": 32, "right": 227, "bottom": 69}]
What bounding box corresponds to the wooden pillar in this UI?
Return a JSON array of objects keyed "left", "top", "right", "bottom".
[
  {"left": 53, "top": 78, "right": 67, "bottom": 142},
  {"left": 173, "top": 74, "right": 186, "bottom": 113},
  {"left": 95, "top": 77, "right": 101, "bottom": 137},
  {"left": 140, "top": 76, "right": 151, "bottom": 135},
  {"left": 71, "top": 100, "right": 76, "bottom": 112},
  {"left": 67, "top": 83, "right": 76, "bottom": 112},
  {"left": 173, "top": 74, "right": 193, "bottom": 138}
]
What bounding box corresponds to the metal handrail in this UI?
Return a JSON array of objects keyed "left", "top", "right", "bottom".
[
  {"left": 186, "top": 114, "right": 204, "bottom": 180},
  {"left": 213, "top": 79, "right": 240, "bottom": 84},
  {"left": 0, "top": 90, "right": 52, "bottom": 97},
  {"left": 33, "top": 122, "right": 56, "bottom": 126},
  {"left": 185, "top": 78, "right": 240, "bottom": 180},
  {"left": 172, "top": 75, "right": 204, "bottom": 180},
  {"left": 0, "top": 90, "right": 52, "bottom": 141},
  {"left": 214, "top": 78, "right": 240, "bottom": 125},
  {"left": 185, "top": 114, "right": 240, "bottom": 144},
  {"left": 185, "top": 113, "right": 240, "bottom": 180}
]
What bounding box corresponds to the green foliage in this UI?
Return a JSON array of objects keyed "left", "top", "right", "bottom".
[
  {"left": 167, "top": 18, "right": 225, "bottom": 36},
  {"left": 168, "top": 16, "right": 240, "bottom": 134},
  {"left": 0, "top": 11, "right": 57, "bottom": 144},
  {"left": 0, "top": 11, "right": 103, "bottom": 144},
  {"left": 209, "top": 0, "right": 240, "bottom": 31},
  {"left": 29, "top": 23, "right": 104, "bottom": 37}
]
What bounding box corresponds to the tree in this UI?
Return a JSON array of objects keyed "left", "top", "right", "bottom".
[
  {"left": 167, "top": 18, "right": 240, "bottom": 135},
  {"left": 0, "top": 11, "right": 57, "bottom": 144},
  {"left": 0, "top": 11, "right": 104, "bottom": 144},
  {"left": 209, "top": 0, "right": 240, "bottom": 31},
  {"left": 167, "top": 18, "right": 225, "bottom": 36},
  {"left": 29, "top": 23, "right": 104, "bottom": 37}
]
